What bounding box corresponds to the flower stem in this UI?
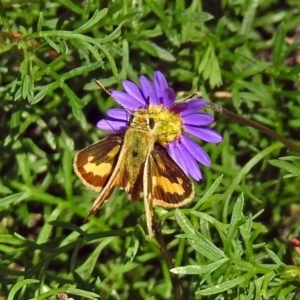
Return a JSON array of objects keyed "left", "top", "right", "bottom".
[
  {"left": 206, "top": 102, "right": 300, "bottom": 154},
  {"left": 153, "top": 219, "right": 181, "bottom": 300}
]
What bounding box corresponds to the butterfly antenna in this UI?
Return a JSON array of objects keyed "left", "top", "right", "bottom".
[
  {"left": 175, "top": 92, "right": 195, "bottom": 104},
  {"left": 94, "top": 79, "right": 112, "bottom": 97},
  {"left": 94, "top": 79, "right": 132, "bottom": 132}
]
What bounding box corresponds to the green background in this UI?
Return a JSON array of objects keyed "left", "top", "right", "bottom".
[{"left": 1, "top": 0, "right": 300, "bottom": 299}]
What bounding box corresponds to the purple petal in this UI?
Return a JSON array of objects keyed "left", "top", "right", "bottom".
[
  {"left": 183, "top": 99, "right": 207, "bottom": 112},
  {"left": 167, "top": 142, "right": 187, "bottom": 174},
  {"left": 172, "top": 99, "right": 206, "bottom": 115},
  {"left": 167, "top": 141, "right": 202, "bottom": 180},
  {"left": 122, "top": 80, "right": 146, "bottom": 105},
  {"left": 111, "top": 90, "right": 144, "bottom": 110},
  {"left": 97, "top": 118, "right": 128, "bottom": 132},
  {"left": 106, "top": 108, "right": 130, "bottom": 121},
  {"left": 154, "top": 71, "right": 168, "bottom": 103},
  {"left": 162, "top": 88, "right": 176, "bottom": 108},
  {"left": 184, "top": 125, "right": 223, "bottom": 143},
  {"left": 167, "top": 141, "right": 178, "bottom": 162},
  {"left": 139, "top": 75, "right": 159, "bottom": 105},
  {"left": 176, "top": 141, "right": 202, "bottom": 180},
  {"left": 169, "top": 141, "right": 188, "bottom": 173},
  {"left": 182, "top": 113, "right": 214, "bottom": 126},
  {"left": 181, "top": 135, "right": 211, "bottom": 167}
]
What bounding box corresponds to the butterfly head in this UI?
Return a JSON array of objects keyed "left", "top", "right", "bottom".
[{"left": 130, "top": 104, "right": 183, "bottom": 146}]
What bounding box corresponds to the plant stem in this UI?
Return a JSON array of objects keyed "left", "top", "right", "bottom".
[
  {"left": 153, "top": 220, "right": 181, "bottom": 300},
  {"left": 206, "top": 102, "right": 300, "bottom": 154}
]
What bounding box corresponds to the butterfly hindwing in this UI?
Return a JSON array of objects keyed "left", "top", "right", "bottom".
[{"left": 149, "top": 144, "right": 195, "bottom": 207}]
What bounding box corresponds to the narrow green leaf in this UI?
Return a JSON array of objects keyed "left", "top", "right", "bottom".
[
  {"left": 134, "top": 41, "right": 175, "bottom": 61},
  {"left": 35, "top": 286, "right": 99, "bottom": 300},
  {"left": 97, "top": 43, "right": 119, "bottom": 78},
  {"left": 49, "top": 221, "right": 86, "bottom": 235},
  {"left": 62, "top": 286, "right": 100, "bottom": 299},
  {"left": 43, "top": 130, "right": 57, "bottom": 150},
  {"left": 239, "top": 0, "right": 259, "bottom": 34},
  {"left": 266, "top": 248, "right": 285, "bottom": 266},
  {"left": 58, "top": 0, "right": 82, "bottom": 14},
  {"left": 196, "top": 272, "right": 254, "bottom": 296},
  {"left": 37, "top": 11, "right": 44, "bottom": 32},
  {"left": 171, "top": 257, "right": 229, "bottom": 275},
  {"left": 239, "top": 81, "right": 272, "bottom": 100},
  {"left": 0, "top": 192, "right": 29, "bottom": 208},
  {"left": 273, "top": 22, "right": 286, "bottom": 71},
  {"left": 61, "top": 61, "right": 104, "bottom": 80},
  {"left": 124, "top": 234, "right": 140, "bottom": 263},
  {"left": 95, "top": 21, "right": 123, "bottom": 43},
  {"left": 193, "top": 174, "right": 224, "bottom": 210},
  {"left": 0, "top": 234, "right": 24, "bottom": 245},
  {"left": 175, "top": 0, "right": 185, "bottom": 12},
  {"left": 230, "top": 194, "right": 244, "bottom": 228},
  {"left": 181, "top": 232, "right": 226, "bottom": 260},
  {"left": 261, "top": 272, "right": 276, "bottom": 298},
  {"left": 190, "top": 211, "right": 226, "bottom": 236},
  {"left": 22, "top": 75, "right": 32, "bottom": 99},
  {"left": 239, "top": 217, "right": 253, "bottom": 259},
  {"left": 35, "top": 118, "right": 56, "bottom": 150},
  {"left": 31, "top": 81, "right": 60, "bottom": 104},
  {"left": 35, "top": 206, "right": 65, "bottom": 249},
  {"left": 16, "top": 153, "right": 32, "bottom": 186},
  {"left": 144, "top": 0, "right": 168, "bottom": 22},
  {"left": 178, "top": 12, "right": 213, "bottom": 23},
  {"left": 209, "top": 50, "right": 222, "bottom": 87},
  {"left": 279, "top": 156, "right": 300, "bottom": 161},
  {"left": 269, "top": 159, "right": 300, "bottom": 176},
  {"left": 175, "top": 210, "right": 225, "bottom": 260},
  {"left": 198, "top": 46, "right": 211, "bottom": 74},
  {"left": 175, "top": 209, "right": 197, "bottom": 236},
  {"left": 63, "top": 85, "right": 85, "bottom": 120},
  {"left": 242, "top": 61, "right": 270, "bottom": 78},
  {"left": 72, "top": 39, "right": 103, "bottom": 62},
  {"left": 8, "top": 279, "right": 40, "bottom": 300},
  {"left": 44, "top": 36, "right": 61, "bottom": 54},
  {"left": 62, "top": 148, "right": 74, "bottom": 200},
  {"left": 10, "top": 109, "right": 21, "bottom": 129},
  {"left": 74, "top": 238, "right": 115, "bottom": 280},
  {"left": 0, "top": 184, "right": 12, "bottom": 194},
  {"left": 160, "top": 23, "right": 180, "bottom": 47},
  {"left": 0, "top": 42, "right": 16, "bottom": 55},
  {"left": 75, "top": 9, "right": 108, "bottom": 33}
]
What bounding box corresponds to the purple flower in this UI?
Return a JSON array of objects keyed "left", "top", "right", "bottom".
[{"left": 97, "top": 71, "right": 222, "bottom": 180}]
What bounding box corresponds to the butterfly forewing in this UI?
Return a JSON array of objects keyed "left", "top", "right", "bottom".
[
  {"left": 74, "top": 135, "right": 123, "bottom": 192},
  {"left": 149, "top": 144, "right": 194, "bottom": 207}
]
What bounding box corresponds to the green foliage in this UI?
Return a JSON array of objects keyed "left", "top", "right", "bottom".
[{"left": 1, "top": 0, "right": 300, "bottom": 299}]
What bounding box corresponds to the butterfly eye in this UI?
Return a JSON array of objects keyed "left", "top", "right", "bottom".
[
  {"left": 128, "top": 115, "right": 134, "bottom": 125},
  {"left": 149, "top": 117, "right": 155, "bottom": 129}
]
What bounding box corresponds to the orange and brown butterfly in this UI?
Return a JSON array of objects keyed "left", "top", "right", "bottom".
[{"left": 74, "top": 71, "right": 222, "bottom": 236}]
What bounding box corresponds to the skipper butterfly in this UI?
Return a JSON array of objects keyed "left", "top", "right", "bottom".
[{"left": 74, "top": 107, "right": 194, "bottom": 236}]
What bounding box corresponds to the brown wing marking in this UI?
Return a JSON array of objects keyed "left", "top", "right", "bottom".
[{"left": 74, "top": 135, "right": 123, "bottom": 192}]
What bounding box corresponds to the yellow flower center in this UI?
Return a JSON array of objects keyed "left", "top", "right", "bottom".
[{"left": 143, "top": 104, "right": 183, "bottom": 146}]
